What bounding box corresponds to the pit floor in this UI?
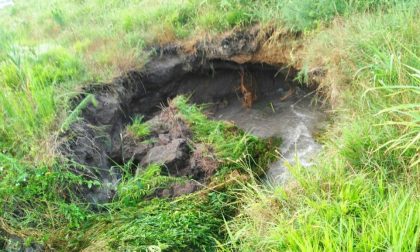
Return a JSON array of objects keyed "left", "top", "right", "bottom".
[{"left": 210, "top": 87, "right": 327, "bottom": 184}]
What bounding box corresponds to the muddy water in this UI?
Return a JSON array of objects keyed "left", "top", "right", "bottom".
[{"left": 212, "top": 87, "right": 327, "bottom": 185}]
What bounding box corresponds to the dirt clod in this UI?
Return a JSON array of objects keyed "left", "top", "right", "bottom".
[
  {"left": 156, "top": 180, "right": 202, "bottom": 198},
  {"left": 140, "top": 138, "right": 190, "bottom": 175},
  {"left": 188, "top": 144, "right": 219, "bottom": 180}
]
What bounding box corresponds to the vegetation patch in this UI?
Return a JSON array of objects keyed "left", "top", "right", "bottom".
[
  {"left": 69, "top": 96, "right": 277, "bottom": 251},
  {"left": 126, "top": 116, "right": 151, "bottom": 139}
]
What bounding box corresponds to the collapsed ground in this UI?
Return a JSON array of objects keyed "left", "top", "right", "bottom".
[
  {"left": 60, "top": 34, "right": 313, "bottom": 204},
  {"left": 54, "top": 34, "right": 313, "bottom": 250},
  {"left": 4, "top": 30, "right": 302, "bottom": 250}
]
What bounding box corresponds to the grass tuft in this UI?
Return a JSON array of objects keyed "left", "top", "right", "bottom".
[{"left": 126, "top": 116, "right": 151, "bottom": 139}]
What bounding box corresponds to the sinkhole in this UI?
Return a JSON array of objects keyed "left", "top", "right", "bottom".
[{"left": 61, "top": 50, "right": 326, "bottom": 204}]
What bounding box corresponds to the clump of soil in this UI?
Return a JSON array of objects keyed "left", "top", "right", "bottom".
[
  {"left": 121, "top": 104, "right": 192, "bottom": 172},
  {"left": 122, "top": 103, "right": 219, "bottom": 184}
]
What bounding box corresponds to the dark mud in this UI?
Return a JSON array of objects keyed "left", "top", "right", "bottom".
[{"left": 60, "top": 30, "right": 323, "bottom": 204}]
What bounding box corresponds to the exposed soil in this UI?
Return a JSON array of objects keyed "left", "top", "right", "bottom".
[
  {"left": 60, "top": 28, "right": 324, "bottom": 204},
  {"left": 123, "top": 104, "right": 218, "bottom": 181}
]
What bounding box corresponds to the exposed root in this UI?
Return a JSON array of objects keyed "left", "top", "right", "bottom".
[
  {"left": 238, "top": 68, "right": 257, "bottom": 108},
  {"left": 280, "top": 87, "right": 295, "bottom": 101},
  {"left": 171, "top": 170, "right": 249, "bottom": 203}
]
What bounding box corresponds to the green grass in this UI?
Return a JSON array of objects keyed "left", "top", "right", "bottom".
[
  {"left": 0, "top": 154, "right": 91, "bottom": 247},
  {"left": 79, "top": 198, "right": 226, "bottom": 251},
  {"left": 226, "top": 2, "right": 420, "bottom": 251},
  {"left": 116, "top": 163, "right": 183, "bottom": 207},
  {"left": 174, "top": 96, "right": 277, "bottom": 176},
  {"left": 0, "top": 45, "right": 85, "bottom": 162},
  {"left": 0, "top": 0, "right": 419, "bottom": 251},
  {"left": 227, "top": 163, "right": 419, "bottom": 251},
  {"left": 126, "top": 116, "right": 151, "bottom": 139},
  {"left": 66, "top": 98, "right": 276, "bottom": 251}
]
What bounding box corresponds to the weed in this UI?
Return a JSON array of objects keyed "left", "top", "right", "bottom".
[
  {"left": 84, "top": 199, "right": 225, "bottom": 251},
  {"left": 126, "top": 116, "right": 151, "bottom": 139},
  {"left": 0, "top": 153, "right": 91, "bottom": 238},
  {"left": 117, "top": 163, "right": 183, "bottom": 206},
  {"left": 60, "top": 94, "right": 98, "bottom": 133}
]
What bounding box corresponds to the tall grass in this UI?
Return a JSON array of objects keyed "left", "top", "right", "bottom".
[
  {"left": 0, "top": 45, "right": 84, "bottom": 161},
  {"left": 228, "top": 162, "right": 419, "bottom": 251},
  {"left": 0, "top": 29, "right": 88, "bottom": 248},
  {"left": 1, "top": 0, "right": 406, "bottom": 81},
  {"left": 227, "top": 2, "right": 420, "bottom": 251}
]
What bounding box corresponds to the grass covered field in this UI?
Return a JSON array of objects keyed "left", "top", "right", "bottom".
[{"left": 0, "top": 0, "right": 419, "bottom": 251}]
